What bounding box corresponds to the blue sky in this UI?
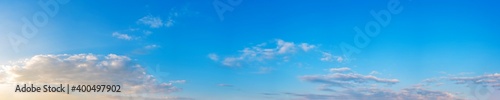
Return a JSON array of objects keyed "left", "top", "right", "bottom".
[{"left": 1, "top": 0, "right": 500, "bottom": 100}]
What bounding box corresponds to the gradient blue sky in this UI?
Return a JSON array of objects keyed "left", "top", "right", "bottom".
[{"left": 1, "top": 0, "right": 500, "bottom": 100}]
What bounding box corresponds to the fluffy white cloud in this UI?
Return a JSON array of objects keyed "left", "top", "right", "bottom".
[
  {"left": 0, "top": 54, "right": 182, "bottom": 94},
  {"left": 112, "top": 32, "right": 133, "bottom": 40},
  {"left": 137, "top": 15, "right": 164, "bottom": 28},
  {"left": 276, "top": 39, "right": 296, "bottom": 54}
]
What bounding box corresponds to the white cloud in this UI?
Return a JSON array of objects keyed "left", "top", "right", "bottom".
[
  {"left": 208, "top": 53, "right": 219, "bottom": 61},
  {"left": 421, "top": 73, "right": 500, "bottom": 91},
  {"left": 286, "top": 86, "right": 464, "bottom": 100},
  {"left": 321, "top": 52, "right": 343, "bottom": 63},
  {"left": 165, "top": 18, "right": 174, "bottom": 27},
  {"left": 112, "top": 32, "right": 133, "bottom": 40},
  {"left": 222, "top": 57, "right": 242, "bottom": 67},
  {"left": 211, "top": 39, "right": 320, "bottom": 67},
  {"left": 415, "top": 73, "right": 500, "bottom": 100},
  {"left": 337, "top": 56, "right": 344, "bottom": 62},
  {"left": 136, "top": 8, "right": 189, "bottom": 29},
  {"left": 329, "top": 67, "right": 351, "bottom": 73},
  {"left": 293, "top": 68, "right": 465, "bottom": 100},
  {"left": 163, "top": 6, "right": 198, "bottom": 28},
  {"left": 301, "top": 67, "right": 398, "bottom": 88},
  {"left": 0, "top": 54, "right": 182, "bottom": 94},
  {"left": 320, "top": 52, "right": 333, "bottom": 62},
  {"left": 145, "top": 44, "right": 160, "bottom": 49},
  {"left": 448, "top": 73, "right": 500, "bottom": 99},
  {"left": 131, "top": 44, "right": 161, "bottom": 55},
  {"left": 450, "top": 73, "right": 500, "bottom": 87},
  {"left": 300, "top": 43, "right": 316, "bottom": 52},
  {"left": 137, "top": 15, "right": 164, "bottom": 28},
  {"left": 164, "top": 8, "right": 179, "bottom": 28},
  {"left": 276, "top": 39, "right": 296, "bottom": 54},
  {"left": 369, "top": 71, "right": 380, "bottom": 75},
  {"left": 301, "top": 73, "right": 399, "bottom": 88}
]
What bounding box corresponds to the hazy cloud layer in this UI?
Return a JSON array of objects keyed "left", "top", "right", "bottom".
[
  {"left": 291, "top": 67, "right": 464, "bottom": 100},
  {"left": 301, "top": 67, "right": 399, "bottom": 88},
  {"left": 286, "top": 86, "right": 464, "bottom": 100},
  {"left": 450, "top": 73, "right": 500, "bottom": 89}
]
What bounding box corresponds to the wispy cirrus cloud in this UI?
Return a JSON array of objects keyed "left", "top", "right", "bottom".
[
  {"left": 209, "top": 39, "right": 321, "bottom": 67},
  {"left": 450, "top": 73, "right": 500, "bottom": 88},
  {"left": 329, "top": 67, "right": 351, "bottom": 73},
  {"left": 112, "top": 32, "right": 134, "bottom": 40},
  {"left": 208, "top": 53, "right": 219, "bottom": 61},
  {"left": 137, "top": 15, "right": 164, "bottom": 28},
  {"left": 217, "top": 83, "right": 233, "bottom": 87},
  {"left": 420, "top": 73, "right": 500, "bottom": 100},
  {"left": 300, "top": 67, "right": 399, "bottom": 89},
  {"left": 144, "top": 44, "right": 160, "bottom": 49},
  {"left": 137, "top": 6, "right": 192, "bottom": 29},
  {"left": 132, "top": 44, "right": 161, "bottom": 55},
  {"left": 320, "top": 52, "right": 344, "bottom": 62},
  {"left": 417, "top": 73, "right": 500, "bottom": 90},
  {"left": 112, "top": 6, "right": 194, "bottom": 55}
]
